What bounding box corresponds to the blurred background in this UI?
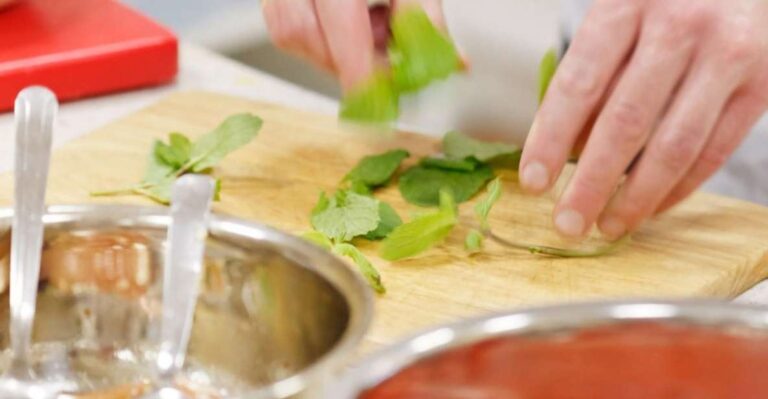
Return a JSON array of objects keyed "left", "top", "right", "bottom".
[
  {"left": 123, "top": 0, "right": 563, "bottom": 142},
  {"left": 123, "top": 0, "right": 347, "bottom": 100}
]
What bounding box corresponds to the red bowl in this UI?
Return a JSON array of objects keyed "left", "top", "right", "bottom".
[{"left": 331, "top": 301, "right": 768, "bottom": 399}]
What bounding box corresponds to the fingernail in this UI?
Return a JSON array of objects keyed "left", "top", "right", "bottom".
[
  {"left": 599, "top": 216, "right": 626, "bottom": 239},
  {"left": 521, "top": 162, "right": 550, "bottom": 193},
  {"left": 555, "top": 209, "right": 585, "bottom": 237}
]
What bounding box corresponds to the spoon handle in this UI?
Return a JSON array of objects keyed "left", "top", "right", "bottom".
[
  {"left": 9, "top": 87, "right": 57, "bottom": 362},
  {"left": 157, "top": 174, "right": 215, "bottom": 379}
]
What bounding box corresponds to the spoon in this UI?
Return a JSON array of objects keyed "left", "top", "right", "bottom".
[
  {"left": 143, "top": 174, "right": 215, "bottom": 399},
  {"left": 0, "top": 87, "right": 60, "bottom": 398}
]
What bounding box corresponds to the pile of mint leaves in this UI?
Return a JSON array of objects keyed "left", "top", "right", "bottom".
[
  {"left": 304, "top": 130, "right": 627, "bottom": 294},
  {"left": 91, "top": 113, "right": 263, "bottom": 204},
  {"left": 339, "top": 6, "right": 462, "bottom": 124}
]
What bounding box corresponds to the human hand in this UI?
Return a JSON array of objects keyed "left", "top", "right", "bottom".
[
  {"left": 262, "top": 0, "right": 448, "bottom": 91},
  {"left": 520, "top": 0, "right": 768, "bottom": 239}
]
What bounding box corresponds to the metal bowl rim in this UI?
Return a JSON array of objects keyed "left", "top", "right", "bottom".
[
  {"left": 0, "top": 204, "right": 374, "bottom": 399},
  {"left": 330, "top": 299, "right": 768, "bottom": 397}
]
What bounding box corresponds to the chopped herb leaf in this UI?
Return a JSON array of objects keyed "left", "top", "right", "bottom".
[
  {"left": 188, "top": 113, "right": 263, "bottom": 173},
  {"left": 333, "top": 243, "right": 386, "bottom": 294},
  {"left": 419, "top": 156, "right": 479, "bottom": 171},
  {"left": 474, "top": 177, "right": 502, "bottom": 230},
  {"left": 346, "top": 149, "right": 410, "bottom": 188},
  {"left": 310, "top": 190, "right": 381, "bottom": 242},
  {"left": 442, "top": 131, "right": 521, "bottom": 164},
  {"left": 399, "top": 163, "right": 494, "bottom": 206},
  {"left": 389, "top": 7, "right": 460, "bottom": 93},
  {"left": 364, "top": 201, "right": 403, "bottom": 240},
  {"left": 339, "top": 72, "right": 400, "bottom": 123},
  {"left": 465, "top": 229, "right": 484, "bottom": 254},
  {"left": 380, "top": 189, "right": 457, "bottom": 260},
  {"left": 349, "top": 179, "right": 373, "bottom": 196},
  {"left": 156, "top": 133, "right": 192, "bottom": 168}
]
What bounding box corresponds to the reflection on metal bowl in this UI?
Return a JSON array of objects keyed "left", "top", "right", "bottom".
[
  {"left": 331, "top": 301, "right": 768, "bottom": 399},
  {"left": 0, "top": 205, "right": 372, "bottom": 398}
]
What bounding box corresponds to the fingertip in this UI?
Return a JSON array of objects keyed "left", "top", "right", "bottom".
[
  {"left": 554, "top": 208, "right": 587, "bottom": 238},
  {"left": 520, "top": 161, "right": 551, "bottom": 194},
  {"left": 597, "top": 215, "right": 627, "bottom": 240}
]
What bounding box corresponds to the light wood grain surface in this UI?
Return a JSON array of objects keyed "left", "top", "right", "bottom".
[{"left": 1, "top": 91, "right": 767, "bottom": 353}]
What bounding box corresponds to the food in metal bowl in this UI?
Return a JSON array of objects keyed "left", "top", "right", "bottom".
[
  {"left": 0, "top": 205, "right": 372, "bottom": 398},
  {"left": 332, "top": 301, "right": 768, "bottom": 399}
]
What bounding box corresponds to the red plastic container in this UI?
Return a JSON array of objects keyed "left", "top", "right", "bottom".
[{"left": 0, "top": 0, "right": 178, "bottom": 111}]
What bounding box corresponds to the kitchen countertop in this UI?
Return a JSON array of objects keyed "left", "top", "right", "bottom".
[{"left": 0, "top": 42, "right": 766, "bottom": 306}]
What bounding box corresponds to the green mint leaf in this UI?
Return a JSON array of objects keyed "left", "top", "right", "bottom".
[
  {"left": 474, "top": 177, "right": 502, "bottom": 230},
  {"left": 169, "top": 132, "right": 192, "bottom": 156},
  {"left": 389, "top": 7, "right": 460, "bottom": 93},
  {"left": 91, "top": 114, "right": 260, "bottom": 205},
  {"left": 399, "top": 163, "right": 494, "bottom": 206},
  {"left": 311, "top": 191, "right": 331, "bottom": 216},
  {"left": 538, "top": 48, "right": 559, "bottom": 104},
  {"left": 438, "top": 187, "right": 457, "bottom": 215},
  {"left": 188, "top": 113, "right": 263, "bottom": 173},
  {"left": 349, "top": 180, "right": 373, "bottom": 196},
  {"left": 346, "top": 149, "right": 410, "bottom": 188},
  {"left": 339, "top": 72, "right": 399, "bottom": 124},
  {"left": 465, "top": 229, "right": 484, "bottom": 254},
  {"left": 380, "top": 189, "right": 457, "bottom": 261},
  {"left": 364, "top": 202, "right": 403, "bottom": 240},
  {"left": 156, "top": 133, "right": 192, "bottom": 168},
  {"left": 419, "top": 156, "right": 479, "bottom": 171},
  {"left": 143, "top": 141, "right": 178, "bottom": 185},
  {"left": 442, "top": 131, "right": 521, "bottom": 165},
  {"left": 302, "top": 231, "right": 333, "bottom": 251},
  {"left": 333, "top": 243, "right": 385, "bottom": 294},
  {"left": 310, "top": 190, "right": 381, "bottom": 242}
]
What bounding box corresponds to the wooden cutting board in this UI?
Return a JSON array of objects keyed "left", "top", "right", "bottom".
[{"left": 1, "top": 91, "right": 767, "bottom": 353}]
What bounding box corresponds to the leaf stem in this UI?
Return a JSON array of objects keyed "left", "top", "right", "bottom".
[
  {"left": 134, "top": 188, "right": 170, "bottom": 205},
  {"left": 90, "top": 188, "right": 137, "bottom": 197},
  {"left": 90, "top": 183, "right": 153, "bottom": 197},
  {"left": 89, "top": 184, "right": 169, "bottom": 205},
  {"left": 485, "top": 230, "right": 630, "bottom": 258}
]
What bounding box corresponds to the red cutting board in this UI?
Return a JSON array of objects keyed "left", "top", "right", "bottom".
[{"left": 0, "top": 0, "right": 178, "bottom": 111}]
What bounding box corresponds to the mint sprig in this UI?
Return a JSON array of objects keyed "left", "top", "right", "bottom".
[{"left": 91, "top": 113, "right": 262, "bottom": 204}]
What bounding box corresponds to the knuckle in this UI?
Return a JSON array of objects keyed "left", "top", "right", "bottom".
[
  {"left": 613, "top": 190, "right": 646, "bottom": 224},
  {"left": 719, "top": 32, "right": 762, "bottom": 67},
  {"left": 651, "top": 4, "right": 712, "bottom": 45},
  {"left": 574, "top": 172, "right": 613, "bottom": 208},
  {"left": 556, "top": 59, "right": 601, "bottom": 100},
  {"left": 605, "top": 100, "right": 650, "bottom": 141},
  {"left": 263, "top": 4, "right": 316, "bottom": 50},
  {"left": 653, "top": 126, "right": 701, "bottom": 171},
  {"left": 593, "top": 0, "right": 640, "bottom": 19}
]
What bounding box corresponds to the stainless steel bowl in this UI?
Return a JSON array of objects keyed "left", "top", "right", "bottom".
[
  {"left": 0, "top": 205, "right": 372, "bottom": 399},
  {"left": 331, "top": 300, "right": 768, "bottom": 398}
]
